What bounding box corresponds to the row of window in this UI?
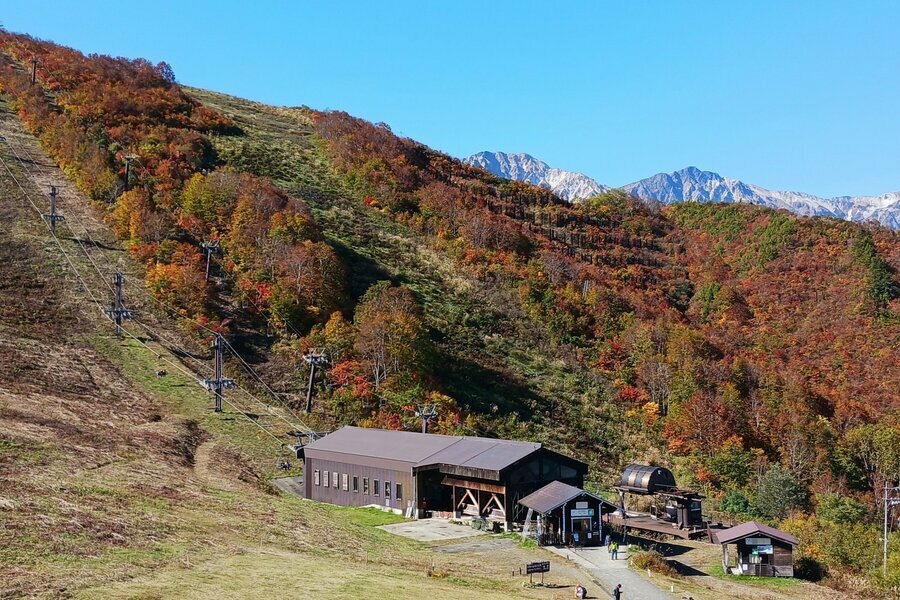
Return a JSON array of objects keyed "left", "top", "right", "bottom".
[{"left": 312, "top": 469, "right": 402, "bottom": 500}]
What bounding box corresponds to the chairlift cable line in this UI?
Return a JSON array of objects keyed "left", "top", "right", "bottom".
[
  {"left": 113, "top": 319, "right": 289, "bottom": 446},
  {"left": 3, "top": 135, "right": 117, "bottom": 295},
  {"left": 0, "top": 147, "right": 107, "bottom": 311},
  {"left": 2, "top": 134, "right": 318, "bottom": 440},
  {"left": 0, "top": 142, "right": 292, "bottom": 450},
  {"left": 123, "top": 316, "right": 310, "bottom": 436}
]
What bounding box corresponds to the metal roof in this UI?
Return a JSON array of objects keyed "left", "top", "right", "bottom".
[
  {"left": 416, "top": 436, "right": 540, "bottom": 471},
  {"left": 712, "top": 521, "right": 799, "bottom": 546},
  {"left": 303, "top": 426, "right": 545, "bottom": 473},
  {"left": 518, "top": 480, "right": 617, "bottom": 514}
]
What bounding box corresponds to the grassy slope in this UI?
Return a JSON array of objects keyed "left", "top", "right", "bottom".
[
  {"left": 0, "top": 98, "right": 567, "bottom": 599},
  {"left": 187, "top": 87, "right": 633, "bottom": 485}
]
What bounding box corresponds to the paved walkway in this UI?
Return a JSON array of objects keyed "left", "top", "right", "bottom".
[
  {"left": 544, "top": 544, "right": 675, "bottom": 600},
  {"left": 379, "top": 519, "right": 484, "bottom": 542}
]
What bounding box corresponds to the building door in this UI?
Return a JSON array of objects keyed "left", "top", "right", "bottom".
[{"left": 571, "top": 517, "right": 591, "bottom": 546}]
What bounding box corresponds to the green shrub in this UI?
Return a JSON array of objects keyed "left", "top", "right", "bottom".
[
  {"left": 720, "top": 490, "right": 752, "bottom": 516},
  {"left": 793, "top": 555, "right": 826, "bottom": 581},
  {"left": 752, "top": 465, "right": 807, "bottom": 520},
  {"left": 816, "top": 493, "right": 867, "bottom": 524}
]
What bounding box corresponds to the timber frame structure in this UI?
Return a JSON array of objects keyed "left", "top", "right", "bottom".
[{"left": 302, "top": 426, "right": 587, "bottom": 526}]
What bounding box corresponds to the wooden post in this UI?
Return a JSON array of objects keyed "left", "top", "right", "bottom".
[{"left": 522, "top": 508, "right": 534, "bottom": 539}]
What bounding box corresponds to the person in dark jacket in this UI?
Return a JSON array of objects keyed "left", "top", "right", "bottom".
[{"left": 612, "top": 583, "right": 623, "bottom": 599}]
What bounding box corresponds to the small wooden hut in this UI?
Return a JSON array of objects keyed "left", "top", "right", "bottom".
[
  {"left": 714, "top": 521, "right": 798, "bottom": 577},
  {"left": 519, "top": 481, "right": 618, "bottom": 546}
]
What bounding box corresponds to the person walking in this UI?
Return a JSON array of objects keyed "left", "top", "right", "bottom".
[
  {"left": 610, "top": 541, "right": 619, "bottom": 560},
  {"left": 612, "top": 583, "right": 623, "bottom": 599},
  {"left": 604, "top": 532, "right": 611, "bottom": 548}
]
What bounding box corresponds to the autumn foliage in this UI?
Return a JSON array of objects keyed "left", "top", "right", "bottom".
[{"left": 0, "top": 32, "right": 342, "bottom": 329}]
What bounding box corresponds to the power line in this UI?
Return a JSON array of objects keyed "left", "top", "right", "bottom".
[
  {"left": 0, "top": 138, "right": 295, "bottom": 449},
  {"left": 1, "top": 132, "right": 319, "bottom": 440},
  {"left": 3, "top": 134, "right": 116, "bottom": 295},
  {"left": 0, "top": 140, "right": 107, "bottom": 312}
]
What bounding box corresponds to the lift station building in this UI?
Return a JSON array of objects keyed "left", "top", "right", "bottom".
[{"left": 301, "top": 426, "right": 587, "bottom": 525}]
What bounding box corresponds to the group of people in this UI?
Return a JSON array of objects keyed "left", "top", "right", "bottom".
[{"left": 574, "top": 583, "right": 623, "bottom": 599}]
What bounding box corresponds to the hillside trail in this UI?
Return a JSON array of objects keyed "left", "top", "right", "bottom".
[{"left": 192, "top": 440, "right": 258, "bottom": 493}]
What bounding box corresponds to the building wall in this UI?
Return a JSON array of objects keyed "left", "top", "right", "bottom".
[
  {"left": 736, "top": 539, "right": 794, "bottom": 577},
  {"left": 304, "top": 455, "right": 414, "bottom": 512},
  {"left": 504, "top": 451, "right": 586, "bottom": 522}
]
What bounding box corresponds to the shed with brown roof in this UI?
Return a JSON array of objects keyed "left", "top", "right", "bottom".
[
  {"left": 714, "top": 521, "right": 798, "bottom": 577},
  {"left": 519, "top": 481, "right": 618, "bottom": 546}
]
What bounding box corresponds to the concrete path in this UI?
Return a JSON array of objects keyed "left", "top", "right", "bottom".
[
  {"left": 272, "top": 476, "right": 304, "bottom": 498},
  {"left": 545, "top": 545, "right": 675, "bottom": 600},
  {"left": 379, "top": 519, "right": 484, "bottom": 542}
]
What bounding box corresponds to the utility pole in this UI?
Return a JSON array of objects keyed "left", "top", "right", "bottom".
[
  {"left": 885, "top": 486, "right": 900, "bottom": 576},
  {"left": 200, "top": 240, "right": 219, "bottom": 281},
  {"left": 415, "top": 404, "right": 438, "bottom": 434},
  {"left": 123, "top": 154, "right": 136, "bottom": 191},
  {"left": 30, "top": 58, "right": 37, "bottom": 86},
  {"left": 42, "top": 185, "right": 65, "bottom": 236},
  {"left": 302, "top": 350, "right": 327, "bottom": 413},
  {"left": 102, "top": 272, "right": 134, "bottom": 337},
  {"left": 202, "top": 334, "right": 235, "bottom": 412}
]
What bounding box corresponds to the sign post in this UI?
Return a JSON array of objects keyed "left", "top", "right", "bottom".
[{"left": 526, "top": 561, "right": 550, "bottom": 585}]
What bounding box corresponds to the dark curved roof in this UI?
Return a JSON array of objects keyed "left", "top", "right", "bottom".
[{"left": 618, "top": 464, "right": 676, "bottom": 493}]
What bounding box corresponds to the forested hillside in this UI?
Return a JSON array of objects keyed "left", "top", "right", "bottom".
[{"left": 1, "top": 31, "right": 898, "bottom": 594}]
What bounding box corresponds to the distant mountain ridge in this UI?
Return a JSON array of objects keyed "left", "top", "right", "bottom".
[
  {"left": 623, "top": 167, "right": 900, "bottom": 229},
  {"left": 465, "top": 151, "right": 607, "bottom": 202},
  {"left": 466, "top": 152, "right": 900, "bottom": 229}
]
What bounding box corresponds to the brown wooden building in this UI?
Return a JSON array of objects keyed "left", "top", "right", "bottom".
[
  {"left": 519, "top": 480, "right": 618, "bottom": 546},
  {"left": 301, "top": 426, "right": 587, "bottom": 525},
  {"left": 713, "top": 521, "right": 798, "bottom": 577}
]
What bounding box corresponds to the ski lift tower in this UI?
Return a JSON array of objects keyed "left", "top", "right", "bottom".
[{"left": 302, "top": 350, "right": 327, "bottom": 413}]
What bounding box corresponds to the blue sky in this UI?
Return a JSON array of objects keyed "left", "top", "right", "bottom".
[{"left": 3, "top": 1, "right": 898, "bottom": 197}]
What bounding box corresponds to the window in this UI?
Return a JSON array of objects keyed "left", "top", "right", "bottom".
[
  {"left": 363, "top": 477, "right": 369, "bottom": 495},
  {"left": 332, "top": 471, "right": 338, "bottom": 488},
  {"left": 396, "top": 483, "right": 403, "bottom": 501},
  {"left": 342, "top": 473, "right": 349, "bottom": 491},
  {"left": 313, "top": 470, "right": 320, "bottom": 486},
  {"left": 385, "top": 481, "right": 391, "bottom": 499},
  {"left": 323, "top": 470, "right": 330, "bottom": 487},
  {"left": 352, "top": 476, "right": 359, "bottom": 493},
  {"left": 373, "top": 479, "right": 380, "bottom": 496}
]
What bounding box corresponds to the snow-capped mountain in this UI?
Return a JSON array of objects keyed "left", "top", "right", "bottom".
[
  {"left": 464, "top": 152, "right": 900, "bottom": 229},
  {"left": 465, "top": 151, "right": 607, "bottom": 202},
  {"left": 623, "top": 167, "right": 900, "bottom": 229}
]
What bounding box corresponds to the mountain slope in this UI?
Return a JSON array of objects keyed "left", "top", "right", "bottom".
[
  {"left": 625, "top": 166, "right": 900, "bottom": 228},
  {"left": 1, "top": 31, "right": 899, "bottom": 595},
  {"left": 466, "top": 151, "right": 608, "bottom": 202},
  {"left": 0, "top": 86, "right": 556, "bottom": 600}
]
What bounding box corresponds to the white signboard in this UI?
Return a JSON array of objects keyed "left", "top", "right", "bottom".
[
  {"left": 570, "top": 508, "right": 594, "bottom": 517},
  {"left": 575, "top": 501, "right": 588, "bottom": 509},
  {"left": 745, "top": 537, "right": 771, "bottom": 545}
]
